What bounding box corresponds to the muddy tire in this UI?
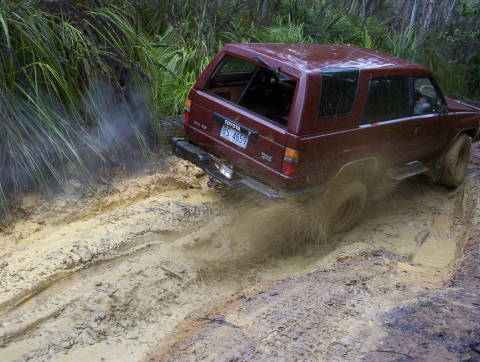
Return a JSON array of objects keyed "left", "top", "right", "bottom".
[
  {"left": 438, "top": 134, "right": 471, "bottom": 187},
  {"left": 324, "top": 180, "right": 367, "bottom": 233}
]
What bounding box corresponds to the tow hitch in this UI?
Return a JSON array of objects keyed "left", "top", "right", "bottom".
[{"left": 172, "top": 138, "right": 283, "bottom": 199}]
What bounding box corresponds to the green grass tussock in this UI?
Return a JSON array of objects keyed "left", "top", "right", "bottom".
[
  {"left": 0, "top": 0, "right": 479, "bottom": 219},
  {"left": 0, "top": 1, "right": 157, "bottom": 218}
]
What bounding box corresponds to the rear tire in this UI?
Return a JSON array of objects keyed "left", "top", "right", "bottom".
[
  {"left": 324, "top": 180, "right": 367, "bottom": 233},
  {"left": 438, "top": 134, "right": 471, "bottom": 187}
]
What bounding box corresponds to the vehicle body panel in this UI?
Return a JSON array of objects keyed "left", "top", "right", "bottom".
[{"left": 177, "top": 43, "right": 480, "bottom": 196}]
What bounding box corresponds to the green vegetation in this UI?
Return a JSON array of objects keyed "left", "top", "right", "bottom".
[
  {"left": 0, "top": 2, "right": 158, "bottom": 217},
  {"left": 0, "top": 0, "right": 479, "bottom": 218}
]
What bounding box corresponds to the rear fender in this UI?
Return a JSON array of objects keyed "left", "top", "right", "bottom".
[{"left": 331, "top": 157, "right": 378, "bottom": 184}]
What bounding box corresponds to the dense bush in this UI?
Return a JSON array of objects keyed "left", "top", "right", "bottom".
[
  {"left": 0, "top": 2, "right": 160, "bottom": 215},
  {"left": 0, "top": 0, "right": 479, "bottom": 217}
]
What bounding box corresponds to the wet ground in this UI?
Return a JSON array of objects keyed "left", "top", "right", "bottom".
[
  {"left": 1, "top": 146, "right": 479, "bottom": 361},
  {"left": 149, "top": 223, "right": 480, "bottom": 362}
]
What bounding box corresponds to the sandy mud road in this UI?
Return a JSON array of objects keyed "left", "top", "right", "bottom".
[
  {"left": 149, "top": 232, "right": 480, "bottom": 361},
  {"left": 1, "top": 146, "right": 480, "bottom": 361},
  {"left": 150, "top": 145, "right": 480, "bottom": 362}
]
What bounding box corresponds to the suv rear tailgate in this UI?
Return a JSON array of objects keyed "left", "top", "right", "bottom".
[{"left": 185, "top": 89, "right": 288, "bottom": 181}]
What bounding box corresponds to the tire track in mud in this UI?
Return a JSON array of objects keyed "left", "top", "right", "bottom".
[
  {"left": 1, "top": 149, "right": 480, "bottom": 361},
  {"left": 0, "top": 159, "right": 219, "bottom": 360},
  {"left": 149, "top": 145, "right": 480, "bottom": 362},
  {"left": 0, "top": 196, "right": 213, "bottom": 316}
]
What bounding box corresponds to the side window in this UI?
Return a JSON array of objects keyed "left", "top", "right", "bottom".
[
  {"left": 413, "top": 77, "right": 443, "bottom": 114},
  {"left": 318, "top": 69, "right": 359, "bottom": 118},
  {"left": 217, "top": 56, "right": 256, "bottom": 75},
  {"left": 362, "top": 76, "right": 409, "bottom": 123}
]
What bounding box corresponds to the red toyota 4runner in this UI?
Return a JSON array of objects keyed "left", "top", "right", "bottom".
[{"left": 172, "top": 44, "right": 480, "bottom": 232}]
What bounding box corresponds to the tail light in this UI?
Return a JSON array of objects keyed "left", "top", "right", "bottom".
[
  {"left": 184, "top": 98, "right": 192, "bottom": 123},
  {"left": 282, "top": 147, "right": 299, "bottom": 176}
]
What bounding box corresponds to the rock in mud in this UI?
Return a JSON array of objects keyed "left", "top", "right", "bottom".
[
  {"left": 80, "top": 250, "right": 93, "bottom": 263},
  {"left": 64, "top": 256, "right": 75, "bottom": 269},
  {"left": 414, "top": 229, "right": 430, "bottom": 246}
]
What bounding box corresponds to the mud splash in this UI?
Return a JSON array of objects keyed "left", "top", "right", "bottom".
[
  {"left": 1, "top": 146, "right": 479, "bottom": 361},
  {"left": 149, "top": 146, "right": 480, "bottom": 362}
]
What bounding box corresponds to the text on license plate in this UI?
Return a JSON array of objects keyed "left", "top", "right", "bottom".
[{"left": 220, "top": 125, "right": 248, "bottom": 149}]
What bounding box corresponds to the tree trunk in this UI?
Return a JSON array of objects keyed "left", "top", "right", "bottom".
[
  {"left": 258, "top": 0, "right": 268, "bottom": 18},
  {"left": 409, "top": 0, "right": 418, "bottom": 30},
  {"left": 421, "top": 0, "right": 435, "bottom": 31},
  {"left": 445, "top": 0, "right": 456, "bottom": 26}
]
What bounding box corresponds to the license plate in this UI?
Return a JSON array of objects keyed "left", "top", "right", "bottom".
[{"left": 220, "top": 125, "right": 248, "bottom": 149}]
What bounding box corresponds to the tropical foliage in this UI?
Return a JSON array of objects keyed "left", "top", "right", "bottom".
[{"left": 0, "top": 0, "right": 479, "bottom": 218}]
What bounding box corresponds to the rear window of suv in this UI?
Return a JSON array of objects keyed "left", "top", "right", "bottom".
[
  {"left": 318, "top": 69, "right": 359, "bottom": 118},
  {"left": 205, "top": 55, "right": 297, "bottom": 127}
]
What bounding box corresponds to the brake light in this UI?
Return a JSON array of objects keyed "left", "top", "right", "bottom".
[
  {"left": 282, "top": 148, "right": 299, "bottom": 176},
  {"left": 184, "top": 98, "right": 192, "bottom": 123}
]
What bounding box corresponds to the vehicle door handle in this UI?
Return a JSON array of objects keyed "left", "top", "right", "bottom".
[{"left": 414, "top": 123, "right": 423, "bottom": 133}]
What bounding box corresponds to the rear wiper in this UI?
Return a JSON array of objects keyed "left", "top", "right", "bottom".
[{"left": 253, "top": 56, "right": 281, "bottom": 74}]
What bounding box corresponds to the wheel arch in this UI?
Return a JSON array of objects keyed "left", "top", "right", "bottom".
[
  {"left": 445, "top": 128, "right": 478, "bottom": 151},
  {"left": 460, "top": 128, "right": 478, "bottom": 140},
  {"left": 331, "top": 157, "right": 378, "bottom": 184}
]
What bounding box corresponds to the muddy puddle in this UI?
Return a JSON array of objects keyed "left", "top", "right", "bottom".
[{"left": 1, "top": 147, "right": 479, "bottom": 361}]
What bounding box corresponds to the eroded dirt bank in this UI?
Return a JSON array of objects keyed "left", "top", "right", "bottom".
[{"left": 1, "top": 146, "right": 479, "bottom": 361}]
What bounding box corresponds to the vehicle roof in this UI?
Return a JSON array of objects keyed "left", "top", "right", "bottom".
[{"left": 225, "top": 43, "right": 429, "bottom": 73}]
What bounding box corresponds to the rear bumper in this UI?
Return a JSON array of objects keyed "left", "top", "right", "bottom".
[{"left": 171, "top": 138, "right": 285, "bottom": 198}]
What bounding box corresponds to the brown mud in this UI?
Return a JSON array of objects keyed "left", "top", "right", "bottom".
[
  {"left": 148, "top": 146, "right": 480, "bottom": 362},
  {"left": 149, "top": 234, "right": 480, "bottom": 362},
  {"left": 1, "top": 146, "right": 480, "bottom": 361}
]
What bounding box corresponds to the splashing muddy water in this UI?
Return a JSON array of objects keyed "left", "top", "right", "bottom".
[{"left": 1, "top": 146, "right": 479, "bottom": 361}]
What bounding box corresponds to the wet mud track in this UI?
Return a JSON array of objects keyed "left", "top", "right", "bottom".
[
  {"left": 149, "top": 236, "right": 480, "bottom": 361},
  {"left": 1, "top": 146, "right": 480, "bottom": 361}
]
